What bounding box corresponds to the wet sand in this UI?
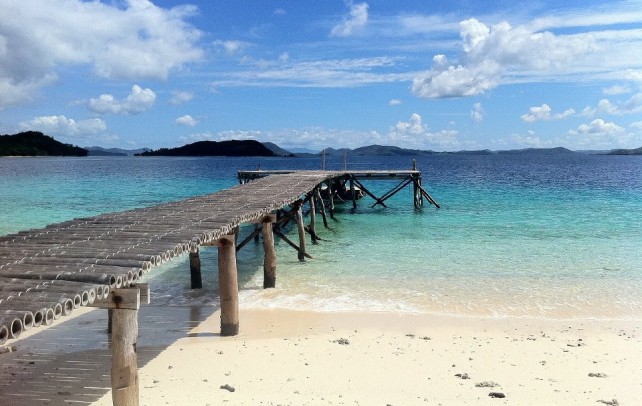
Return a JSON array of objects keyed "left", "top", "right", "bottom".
[{"left": 2, "top": 306, "right": 639, "bottom": 405}]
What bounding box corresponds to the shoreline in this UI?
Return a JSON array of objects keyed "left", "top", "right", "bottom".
[{"left": 3, "top": 305, "right": 639, "bottom": 405}]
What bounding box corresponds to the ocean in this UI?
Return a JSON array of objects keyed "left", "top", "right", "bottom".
[{"left": 1, "top": 154, "right": 640, "bottom": 320}]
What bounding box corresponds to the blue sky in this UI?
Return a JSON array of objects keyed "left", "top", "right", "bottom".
[{"left": 1, "top": 0, "right": 642, "bottom": 151}]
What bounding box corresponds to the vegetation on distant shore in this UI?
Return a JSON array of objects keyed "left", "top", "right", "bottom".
[
  {"left": 0, "top": 131, "right": 87, "bottom": 157},
  {"left": 605, "top": 146, "right": 642, "bottom": 155},
  {"left": 136, "top": 140, "right": 276, "bottom": 157}
]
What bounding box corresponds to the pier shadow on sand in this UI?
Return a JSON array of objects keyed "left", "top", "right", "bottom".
[{"left": 0, "top": 304, "right": 222, "bottom": 405}]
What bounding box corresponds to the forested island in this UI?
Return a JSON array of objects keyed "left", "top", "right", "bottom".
[
  {"left": 136, "top": 140, "right": 276, "bottom": 157},
  {"left": 0, "top": 131, "right": 87, "bottom": 156}
]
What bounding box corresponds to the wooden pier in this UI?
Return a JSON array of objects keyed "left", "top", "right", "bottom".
[{"left": 0, "top": 169, "right": 438, "bottom": 406}]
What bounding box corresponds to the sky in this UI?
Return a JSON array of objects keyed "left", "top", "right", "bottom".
[{"left": 1, "top": 0, "right": 642, "bottom": 152}]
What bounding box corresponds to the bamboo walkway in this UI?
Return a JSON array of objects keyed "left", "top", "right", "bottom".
[
  {"left": 0, "top": 168, "right": 438, "bottom": 406},
  {"left": 0, "top": 171, "right": 341, "bottom": 343}
]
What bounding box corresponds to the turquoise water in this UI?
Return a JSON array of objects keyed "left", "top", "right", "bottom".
[{"left": 1, "top": 155, "right": 641, "bottom": 319}]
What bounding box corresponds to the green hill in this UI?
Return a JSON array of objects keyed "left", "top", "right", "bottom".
[
  {"left": 605, "top": 146, "right": 642, "bottom": 155},
  {"left": 0, "top": 131, "right": 87, "bottom": 157},
  {"left": 137, "top": 140, "right": 276, "bottom": 157}
]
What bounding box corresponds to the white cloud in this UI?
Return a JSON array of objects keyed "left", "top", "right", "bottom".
[
  {"left": 273, "top": 8, "right": 287, "bottom": 16},
  {"left": 631, "top": 121, "right": 642, "bottom": 131},
  {"left": 412, "top": 18, "right": 600, "bottom": 98},
  {"left": 388, "top": 113, "right": 460, "bottom": 149},
  {"left": 279, "top": 52, "right": 290, "bottom": 62},
  {"left": 210, "top": 56, "right": 411, "bottom": 88},
  {"left": 331, "top": 2, "right": 369, "bottom": 37},
  {"left": 521, "top": 104, "right": 575, "bottom": 122},
  {"left": 213, "top": 40, "right": 252, "bottom": 55},
  {"left": 19, "top": 115, "right": 108, "bottom": 138},
  {"left": 596, "top": 93, "right": 642, "bottom": 115},
  {"left": 603, "top": 85, "right": 631, "bottom": 95},
  {"left": 569, "top": 118, "right": 625, "bottom": 136},
  {"left": 89, "top": 85, "right": 156, "bottom": 115},
  {"left": 0, "top": 0, "right": 203, "bottom": 109},
  {"left": 471, "top": 102, "right": 484, "bottom": 122},
  {"left": 175, "top": 115, "right": 198, "bottom": 127},
  {"left": 169, "top": 91, "right": 194, "bottom": 105},
  {"left": 565, "top": 118, "right": 637, "bottom": 148},
  {"left": 388, "top": 99, "right": 402, "bottom": 106}
]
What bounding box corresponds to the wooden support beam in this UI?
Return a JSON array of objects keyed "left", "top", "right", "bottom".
[
  {"left": 413, "top": 176, "right": 423, "bottom": 208},
  {"left": 261, "top": 216, "right": 277, "bottom": 288},
  {"left": 350, "top": 177, "right": 357, "bottom": 209},
  {"left": 189, "top": 247, "right": 202, "bottom": 289},
  {"left": 315, "top": 188, "right": 329, "bottom": 228},
  {"left": 308, "top": 193, "right": 318, "bottom": 244},
  {"left": 217, "top": 235, "right": 239, "bottom": 336},
  {"left": 236, "top": 226, "right": 261, "bottom": 252},
  {"left": 273, "top": 229, "right": 313, "bottom": 259},
  {"left": 352, "top": 178, "right": 388, "bottom": 208},
  {"left": 327, "top": 181, "right": 335, "bottom": 219},
  {"left": 296, "top": 207, "right": 307, "bottom": 262},
  {"left": 417, "top": 183, "right": 441, "bottom": 208}
]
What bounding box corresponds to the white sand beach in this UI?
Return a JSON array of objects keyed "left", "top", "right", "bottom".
[{"left": 5, "top": 305, "right": 638, "bottom": 406}]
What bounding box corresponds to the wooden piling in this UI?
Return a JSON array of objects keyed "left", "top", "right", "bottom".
[
  {"left": 92, "top": 287, "right": 141, "bottom": 406},
  {"left": 217, "top": 235, "right": 239, "bottom": 336},
  {"left": 189, "top": 247, "right": 202, "bottom": 289},
  {"left": 308, "top": 194, "right": 318, "bottom": 244},
  {"left": 350, "top": 177, "right": 357, "bottom": 209},
  {"left": 296, "top": 207, "right": 307, "bottom": 262},
  {"left": 328, "top": 181, "right": 335, "bottom": 219},
  {"left": 315, "top": 188, "right": 329, "bottom": 228},
  {"left": 261, "top": 216, "right": 277, "bottom": 288}
]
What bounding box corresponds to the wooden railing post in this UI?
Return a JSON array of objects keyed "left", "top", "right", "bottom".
[{"left": 217, "top": 235, "right": 239, "bottom": 336}]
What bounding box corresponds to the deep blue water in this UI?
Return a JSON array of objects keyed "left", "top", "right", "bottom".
[{"left": 1, "top": 154, "right": 640, "bottom": 319}]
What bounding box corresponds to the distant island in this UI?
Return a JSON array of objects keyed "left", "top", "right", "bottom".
[
  {"left": 605, "top": 146, "right": 642, "bottom": 155},
  {"left": 86, "top": 146, "right": 151, "bottom": 156},
  {"left": 2, "top": 131, "right": 641, "bottom": 158},
  {"left": 316, "top": 145, "right": 577, "bottom": 157},
  {"left": 0, "top": 131, "right": 87, "bottom": 157},
  {"left": 136, "top": 140, "right": 276, "bottom": 157}
]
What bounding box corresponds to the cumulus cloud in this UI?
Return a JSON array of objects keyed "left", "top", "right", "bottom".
[
  {"left": 331, "top": 2, "right": 369, "bottom": 37},
  {"left": 521, "top": 104, "right": 575, "bottom": 122},
  {"left": 388, "top": 113, "right": 460, "bottom": 149},
  {"left": 0, "top": 0, "right": 203, "bottom": 109},
  {"left": 89, "top": 85, "right": 156, "bottom": 115},
  {"left": 565, "top": 118, "right": 636, "bottom": 148},
  {"left": 175, "top": 115, "right": 198, "bottom": 127},
  {"left": 597, "top": 93, "right": 642, "bottom": 115},
  {"left": 581, "top": 93, "right": 642, "bottom": 118},
  {"left": 412, "top": 18, "right": 596, "bottom": 98},
  {"left": 471, "top": 102, "right": 484, "bottom": 122},
  {"left": 169, "top": 91, "right": 194, "bottom": 105},
  {"left": 569, "top": 119, "right": 625, "bottom": 136},
  {"left": 19, "top": 115, "right": 108, "bottom": 138}
]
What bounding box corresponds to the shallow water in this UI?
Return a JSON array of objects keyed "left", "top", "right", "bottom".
[{"left": 1, "top": 154, "right": 640, "bottom": 319}]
